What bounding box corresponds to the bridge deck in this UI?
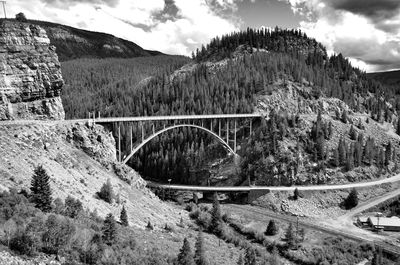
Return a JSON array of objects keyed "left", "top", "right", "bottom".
[
  {"left": 94, "top": 113, "right": 262, "bottom": 123},
  {"left": 147, "top": 173, "right": 400, "bottom": 192}
]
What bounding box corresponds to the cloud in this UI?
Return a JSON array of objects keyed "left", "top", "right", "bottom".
[
  {"left": 41, "top": 0, "right": 119, "bottom": 8},
  {"left": 281, "top": 0, "right": 400, "bottom": 72},
  {"left": 7, "top": 0, "right": 239, "bottom": 56}
]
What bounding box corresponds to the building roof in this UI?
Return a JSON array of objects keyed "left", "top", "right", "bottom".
[
  {"left": 368, "top": 216, "right": 400, "bottom": 227},
  {"left": 357, "top": 216, "right": 369, "bottom": 223}
]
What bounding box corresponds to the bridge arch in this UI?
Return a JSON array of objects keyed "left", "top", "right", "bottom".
[{"left": 122, "top": 124, "right": 235, "bottom": 164}]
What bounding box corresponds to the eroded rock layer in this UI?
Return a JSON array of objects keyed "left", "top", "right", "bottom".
[{"left": 0, "top": 20, "right": 65, "bottom": 120}]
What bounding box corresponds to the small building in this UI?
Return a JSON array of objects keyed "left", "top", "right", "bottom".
[
  {"left": 367, "top": 216, "right": 400, "bottom": 232},
  {"left": 356, "top": 216, "right": 369, "bottom": 227}
]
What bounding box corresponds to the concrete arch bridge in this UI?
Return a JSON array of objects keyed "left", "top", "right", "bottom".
[{"left": 94, "top": 113, "right": 262, "bottom": 164}]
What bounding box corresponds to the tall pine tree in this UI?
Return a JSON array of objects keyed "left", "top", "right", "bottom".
[
  {"left": 209, "top": 193, "right": 222, "bottom": 234},
  {"left": 120, "top": 205, "right": 129, "bottom": 227},
  {"left": 194, "top": 231, "right": 208, "bottom": 265},
  {"left": 244, "top": 247, "right": 256, "bottom": 265},
  {"left": 177, "top": 238, "right": 195, "bottom": 265},
  {"left": 30, "top": 165, "right": 52, "bottom": 212},
  {"left": 102, "top": 213, "right": 117, "bottom": 245}
]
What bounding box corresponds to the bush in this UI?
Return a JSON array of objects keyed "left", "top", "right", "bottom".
[
  {"left": 15, "top": 12, "right": 28, "bottom": 22},
  {"left": 10, "top": 229, "right": 36, "bottom": 256},
  {"left": 344, "top": 188, "right": 358, "bottom": 209},
  {"left": 146, "top": 220, "right": 154, "bottom": 230},
  {"left": 64, "top": 196, "right": 83, "bottom": 218},
  {"left": 265, "top": 220, "right": 279, "bottom": 236},
  {"left": 42, "top": 214, "right": 76, "bottom": 254},
  {"left": 97, "top": 179, "right": 114, "bottom": 203}
]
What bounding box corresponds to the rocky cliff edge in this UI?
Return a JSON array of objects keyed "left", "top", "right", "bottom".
[{"left": 0, "top": 20, "right": 64, "bottom": 120}]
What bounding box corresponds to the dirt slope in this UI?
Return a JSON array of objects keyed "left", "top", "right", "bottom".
[{"left": 0, "top": 121, "right": 185, "bottom": 228}]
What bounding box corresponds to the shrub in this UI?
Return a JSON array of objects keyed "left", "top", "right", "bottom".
[
  {"left": 189, "top": 209, "right": 201, "bottom": 220},
  {"left": 164, "top": 223, "right": 175, "bottom": 233},
  {"left": 42, "top": 214, "right": 76, "bottom": 254},
  {"left": 344, "top": 188, "right": 358, "bottom": 209},
  {"left": 265, "top": 220, "right": 279, "bottom": 236},
  {"left": 64, "top": 196, "right": 83, "bottom": 218},
  {"left": 196, "top": 211, "right": 211, "bottom": 229},
  {"left": 146, "top": 220, "right": 154, "bottom": 230},
  {"left": 15, "top": 12, "right": 28, "bottom": 22},
  {"left": 10, "top": 229, "right": 36, "bottom": 256},
  {"left": 97, "top": 179, "right": 114, "bottom": 203}
]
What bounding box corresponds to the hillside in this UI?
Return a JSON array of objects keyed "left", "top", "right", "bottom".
[
  {"left": 20, "top": 19, "right": 163, "bottom": 61},
  {"left": 0, "top": 20, "right": 245, "bottom": 265},
  {"left": 368, "top": 70, "right": 400, "bottom": 87}
]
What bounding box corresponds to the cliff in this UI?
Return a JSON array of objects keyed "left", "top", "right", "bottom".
[{"left": 0, "top": 20, "right": 65, "bottom": 120}]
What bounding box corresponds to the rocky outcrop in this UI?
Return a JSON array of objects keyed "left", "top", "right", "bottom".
[{"left": 0, "top": 20, "right": 65, "bottom": 120}]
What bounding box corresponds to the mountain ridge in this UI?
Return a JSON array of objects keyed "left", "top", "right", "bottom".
[{"left": 18, "top": 19, "right": 164, "bottom": 61}]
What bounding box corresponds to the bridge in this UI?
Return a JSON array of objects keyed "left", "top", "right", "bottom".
[
  {"left": 147, "top": 173, "right": 400, "bottom": 192},
  {"left": 93, "top": 113, "right": 263, "bottom": 164}
]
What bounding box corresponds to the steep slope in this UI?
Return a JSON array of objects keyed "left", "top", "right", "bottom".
[
  {"left": 27, "top": 19, "right": 163, "bottom": 61},
  {"left": 0, "top": 121, "right": 186, "bottom": 228}
]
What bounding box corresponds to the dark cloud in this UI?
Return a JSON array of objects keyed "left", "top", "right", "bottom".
[
  {"left": 41, "top": 0, "right": 119, "bottom": 8},
  {"left": 329, "top": 0, "right": 400, "bottom": 21},
  {"left": 151, "top": 0, "right": 182, "bottom": 23}
]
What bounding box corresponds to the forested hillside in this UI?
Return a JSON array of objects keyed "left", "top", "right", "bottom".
[
  {"left": 25, "top": 19, "right": 163, "bottom": 61},
  {"left": 368, "top": 70, "right": 400, "bottom": 111},
  {"left": 61, "top": 28, "right": 399, "bottom": 185}
]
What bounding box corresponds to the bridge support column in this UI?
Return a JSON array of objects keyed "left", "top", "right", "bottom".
[
  {"left": 218, "top": 120, "right": 221, "bottom": 137},
  {"left": 118, "top": 123, "right": 121, "bottom": 162},
  {"left": 130, "top": 125, "right": 133, "bottom": 151},
  {"left": 234, "top": 120, "right": 237, "bottom": 153},
  {"left": 141, "top": 122, "right": 144, "bottom": 142},
  {"left": 249, "top": 120, "right": 252, "bottom": 136},
  {"left": 226, "top": 120, "right": 229, "bottom": 145}
]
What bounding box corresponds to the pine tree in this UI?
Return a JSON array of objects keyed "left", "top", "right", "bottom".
[
  {"left": 244, "top": 247, "right": 256, "bottom": 265},
  {"left": 341, "top": 110, "right": 348, "bottom": 123},
  {"left": 338, "top": 138, "right": 347, "bottom": 166},
  {"left": 332, "top": 148, "right": 339, "bottom": 167},
  {"left": 177, "top": 238, "right": 195, "bottom": 265},
  {"left": 397, "top": 117, "right": 400, "bottom": 136},
  {"left": 265, "top": 219, "right": 279, "bottom": 236},
  {"left": 102, "top": 213, "right": 117, "bottom": 245},
  {"left": 30, "top": 165, "right": 52, "bottom": 212},
  {"left": 194, "top": 231, "right": 207, "bottom": 265},
  {"left": 344, "top": 188, "right": 358, "bottom": 209},
  {"left": 285, "top": 223, "right": 295, "bottom": 248},
  {"left": 120, "top": 205, "right": 129, "bottom": 227},
  {"left": 237, "top": 254, "right": 244, "bottom": 265},
  {"left": 209, "top": 193, "right": 222, "bottom": 234},
  {"left": 385, "top": 142, "right": 392, "bottom": 166},
  {"left": 349, "top": 125, "right": 357, "bottom": 140},
  {"left": 269, "top": 245, "right": 280, "bottom": 265},
  {"left": 293, "top": 188, "right": 300, "bottom": 200}
]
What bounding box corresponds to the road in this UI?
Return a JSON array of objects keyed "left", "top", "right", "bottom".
[
  {"left": 148, "top": 173, "right": 400, "bottom": 192},
  {"left": 225, "top": 204, "right": 400, "bottom": 257},
  {"left": 339, "top": 186, "right": 400, "bottom": 220}
]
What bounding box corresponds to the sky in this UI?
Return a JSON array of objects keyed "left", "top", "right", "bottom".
[{"left": 4, "top": 0, "right": 400, "bottom": 72}]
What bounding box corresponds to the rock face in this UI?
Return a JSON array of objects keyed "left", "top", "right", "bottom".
[{"left": 0, "top": 20, "right": 65, "bottom": 120}]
